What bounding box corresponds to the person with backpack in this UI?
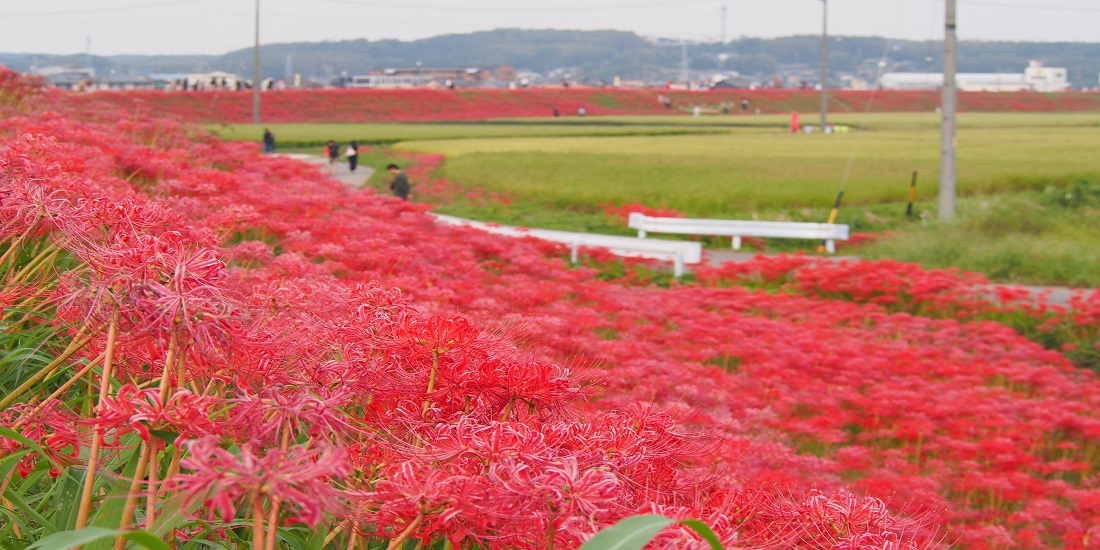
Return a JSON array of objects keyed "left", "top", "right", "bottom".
[{"left": 325, "top": 140, "right": 340, "bottom": 172}]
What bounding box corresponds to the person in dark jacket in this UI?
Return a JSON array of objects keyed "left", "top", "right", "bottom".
[
  {"left": 262, "top": 129, "right": 275, "bottom": 153},
  {"left": 324, "top": 140, "right": 340, "bottom": 174},
  {"left": 325, "top": 140, "right": 339, "bottom": 162},
  {"left": 387, "top": 163, "right": 410, "bottom": 200}
]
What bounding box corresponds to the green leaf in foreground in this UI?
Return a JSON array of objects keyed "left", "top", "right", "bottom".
[
  {"left": 579, "top": 514, "right": 722, "bottom": 550},
  {"left": 25, "top": 527, "right": 171, "bottom": 550}
]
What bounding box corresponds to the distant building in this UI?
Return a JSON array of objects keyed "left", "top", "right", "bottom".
[
  {"left": 345, "top": 66, "right": 516, "bottom": 89},
  {"left": 31, "top": 66, "right": 244, "bottom": 91},
  {"left": 97, "top": 74, "right": 161, "bottom": 91},
  {"left": 710, "top": 72, "right": 754, "bottom": 89},
  {"left": 879, "top": 60, "right": 1069, "bottom": 92},
  {"left": 30, "top": 65, "right": 95, "bottom": 90}
]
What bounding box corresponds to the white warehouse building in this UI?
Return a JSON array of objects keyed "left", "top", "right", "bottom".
[{"left": 879, "top": 61, "right": 1069, "bottom": 92}]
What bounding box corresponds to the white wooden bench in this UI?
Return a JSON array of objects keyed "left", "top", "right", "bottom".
[
  {"left": 433, "top": 214, "right": 702, "bottom": 277},
  {"left": 628, "top": 212, "right": 850, "bottom": 253}
]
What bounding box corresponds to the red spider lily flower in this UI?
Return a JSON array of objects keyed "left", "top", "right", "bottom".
[
  {"left": 226, "top": 386, "right": 362, "bottom": 446},
  {"left": 175, "top": 436, "right": 351, "bottom": 526},
  {"left": 469, "top": 357, "right": 589, "bottom": 420},
  {"left": 396, "top": 314, "right": 482, "bottom": 359},
  {"left": 91, "top": 384, "right": 219, "bottom": 445},
  {"left": 0, "top": 402, "right": 83, "bottom": 477}
]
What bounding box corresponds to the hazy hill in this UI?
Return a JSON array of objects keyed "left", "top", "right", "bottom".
[{"left": 2, "top": 29, "right": 1098, "bottom": 87}]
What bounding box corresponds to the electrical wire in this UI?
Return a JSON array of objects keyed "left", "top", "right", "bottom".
[{"left": 829, "top": 0, "right": 915, "bottom": 219}]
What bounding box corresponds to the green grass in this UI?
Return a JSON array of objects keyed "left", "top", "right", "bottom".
[
  {"left": 398, "top": 116, "right": 1100, "bottom": 216},
  {"left": 203, "top": 121, "right": 729, "bottom": 148},
  {"left": 859, "top": 182, "right": 1100, "bottom": 287}
]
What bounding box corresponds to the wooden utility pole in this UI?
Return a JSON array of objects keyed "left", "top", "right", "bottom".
[
  {"left": 252, "top": 0, "right": 261, "bottom": 124},
  {"left": 939, "top": 0, "right": 957, "bottom": 221},
  {"left": 820, "top": 0, "right": 828, "bottom": 129}
]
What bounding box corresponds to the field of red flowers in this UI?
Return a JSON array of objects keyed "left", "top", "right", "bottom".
[
  {"left": 4, "top": 67, "right": 1100, "bottom": 549},
  {"left": 49, "top": 85, "right": 1100, "bottom": 124}
]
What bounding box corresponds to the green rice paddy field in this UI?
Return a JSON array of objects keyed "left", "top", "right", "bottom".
[{"left": 214, "top": 113, "right": 1100, "bottom": 286}]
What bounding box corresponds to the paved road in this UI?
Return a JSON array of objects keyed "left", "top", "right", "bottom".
[{"left": 280, "top": 153, "right": 374, "bottom": 187}]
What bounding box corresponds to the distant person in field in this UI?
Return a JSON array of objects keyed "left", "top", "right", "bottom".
[
  {"left": 325, "top": 140, "right": 340, "bottom": 171},
  {"left": 790, "top": 112, "right": 801, "bottom": 134},
  {"left": 387, "top": 163, "right": 410, "bottom": 201},
  {"left": 346, "top": 141, "right": 359, "bottom": 172},
  {"left": 262, "top": 129, "right": 275, "bottom": 153},
  {"left": 741, "top": 98, "right": 750, "bottom": 112}
]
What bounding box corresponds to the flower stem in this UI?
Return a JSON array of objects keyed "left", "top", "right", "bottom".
[
  {"left": 113, "top": 441, "right": 152, "bottom": 550},
  {"left": 144, "top": 440, "right": 160, "bottom": 529},
  {"left": 324, "top": 520, "right": 350, "bottom": 546},
  {"left": 76, "top": 314, "right": 118, "bottom": 538},
  {"left": 422, "top": 350, "right": 439, "bottom": 413},
  {"left": 0, "top": 232, "right": 29, "bottom": 270},
  {"left": 157, "top": 333, "right": 179, "bottom": 401},
  {"left": 9, "top": 242, "right": 60, "bottom": 286},
  {"left": 386, "top": 513, "right": 425, "bottom": 550},
  {"left": 252, "top": 494, "right": 266, "bottom": 550},
  {"left": 20, "top": 350, "right": 104, "bottom": 427},
  {"left": 264, "top": 496, "right": 282, "bottom": 550}
]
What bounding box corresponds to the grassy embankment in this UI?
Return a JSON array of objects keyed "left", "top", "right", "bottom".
[{"left": 213, "top": 113, "right": 1100, "bottom": 286}]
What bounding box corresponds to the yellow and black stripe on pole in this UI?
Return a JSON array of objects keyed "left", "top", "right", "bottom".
[
  {"left": 826, "top": 190, "right": 844, "bottom": 225},
  {"left": 817, "top": 190, "right": 844, "bottom": 252}
]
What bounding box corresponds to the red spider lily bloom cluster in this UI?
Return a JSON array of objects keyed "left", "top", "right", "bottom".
[
  {"left": 4, "top": 68, "right": 1100, "bottom": 549},
  {"left": 33, "top": 85, "right": 1100, "bottom": 124}
]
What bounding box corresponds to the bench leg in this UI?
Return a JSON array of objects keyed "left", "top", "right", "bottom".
[
  {"left": 674, "top": 253, "right": 684, "bottom": 278},
  {"left": 825, "top": 240, "right": 835, "bottom": 254},
  {"left": 638, "top": 230, "right": 647, "bottom": 239},
  {"left": 732, "top": 236, "right": 742, "bottom": 250},
  {"left": 570, "top": 245, "right": 578, "bottom": 263}
]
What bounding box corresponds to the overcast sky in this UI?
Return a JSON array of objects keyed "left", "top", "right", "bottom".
[{"left": 1, "top": 0, "right": 1097, "bottom": 57}]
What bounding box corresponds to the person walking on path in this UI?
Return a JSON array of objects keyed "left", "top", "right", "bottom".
[
  {"left": 387, "top": 163, "right": 410, "bottom": 201},
  {"left": 325, "top": 140, "right": 340, "bottom": 173},
  {"left": 346, "top": 141, "right": 360, "bottom": 172},
  {"left": 262, "top": 128, "right": 276, "bottom": 153}
]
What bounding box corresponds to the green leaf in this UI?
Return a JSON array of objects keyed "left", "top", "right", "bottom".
[
  {"left": 2, "top": 484, "right": 56, "bottom": 536},
  {"left": 579, "top": 514, "right": 723, "bottom": 550},
  {"left": 579, "top": 514, "right": 674, "bottom": 550},
  {"left": 25, "top": 527, "right": 172, "bottom": 550},
  {"left": 679, "top": 519, "right": 724, "bottom": 550},
  {"left": 0, "top": 505, "right": 32, "bottom": 539},
  {"left": 52, "top": 468, "right": 84, "bottom": 531},
  {"left": 148, "top": 429, "right": 181, "bottom": 446}
]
